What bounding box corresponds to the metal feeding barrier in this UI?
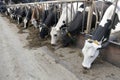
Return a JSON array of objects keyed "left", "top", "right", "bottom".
[{"left": 6, "top": 0, "right": 95, "bottom": 34}]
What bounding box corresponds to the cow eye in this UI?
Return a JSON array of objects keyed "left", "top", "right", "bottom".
[
  {"left": 90, "top": 55, "right": 94, "bottom": 58},
  {"left": 54, "top": 34, "right": 57, "bottom": 37}
]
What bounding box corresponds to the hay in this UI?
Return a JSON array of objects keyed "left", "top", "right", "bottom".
[
  {"left": 26, "top": 25, "right": 55, "bottom": 50},
  {"left": 2, "top": 14, "right": 55, "bottom": 50}
]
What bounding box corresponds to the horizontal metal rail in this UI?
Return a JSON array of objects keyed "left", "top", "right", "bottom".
[
  {"left": 7, "top": 0, "right": 91, "bottom": 7},
  {"left": 6, "top": 0, "right": 93, "bottom": 34}
]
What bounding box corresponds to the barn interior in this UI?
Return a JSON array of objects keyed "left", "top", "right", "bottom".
[{"left": 0, "top": 0, "right": 120, "bottom": 80}]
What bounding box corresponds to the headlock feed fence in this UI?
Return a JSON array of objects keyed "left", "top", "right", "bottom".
[
  {"left": 6, "top": 0, "right": 117, "bottom": 35},
  {"left": 6, "top": 0, "right": 97, "bottom": 33}
]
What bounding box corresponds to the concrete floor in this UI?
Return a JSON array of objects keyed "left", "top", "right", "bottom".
[
  {"left": 0, "top": 14, "right": 120, "bottom": 80},
  {"left": 0, "top": 15, "right": 79, "bottom": 80}
]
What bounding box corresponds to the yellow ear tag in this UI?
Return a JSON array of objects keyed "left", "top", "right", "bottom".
[
  {"left": 67, "top": 32, "right": 71, "bottom": 37},
  {"left": 88, "top": 39, "right": 92, "bottom": 41},
  {"left": 93, "top": 40, "right": 99, "bottom": 45}
]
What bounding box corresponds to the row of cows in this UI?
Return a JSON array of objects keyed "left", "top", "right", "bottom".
[{"left": 0, "top": 0, "right": 120, "bottom": 69}]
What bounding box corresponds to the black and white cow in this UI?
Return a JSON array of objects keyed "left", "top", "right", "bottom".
[
  {"left": 15, "top": 7, "right": 27, "bottom": 24},
  {"left": 7, "top": 7, "right": 16, "bottom": 19},
  {"left": 0, "top": 6, "right": 7, "bottom": 13},
  {"left": 50, "top": 1, "right": 112, "bottom": 46},
  {"left": 31, "top": 6, "right": 43, "bottom": 28},
  {"left": 4, "top": 7, "right": 12, "bottom": 16},
  {"left": 6, "top": 6, "right": 27, "bottom": 24},
  {"left": 61, "top": 11, "right": 96, "bottom": 47},
  {"left": 0, "top": 2, "right": 7, "bottom": 13},
  {"left": 82, "top": 0, "right": 120, "bottom": 69},
  {"left": 39, "top": 4, "right": 59, "bottom": 39},
  {"left": 61, "top": 1, "right": 112, "bottom": 47},
  {"left": 50, "top": 2, "right": 84, "bottom": 45},
  {"left": 23, "top": 6, "right": 32, "bottom": 28}
]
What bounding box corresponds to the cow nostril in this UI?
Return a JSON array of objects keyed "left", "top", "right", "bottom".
[
  {"left": 90, "top": 55, "right": 94, "bottom": 58},
  {"left": 82, "top": 66, "right": 89, "bottom": 70},
  {"left": 51, "top": 44, "right": 56, "bottom": 46},
  {"left": 54, "top": 34, "right": 57, "bottom": 37}
]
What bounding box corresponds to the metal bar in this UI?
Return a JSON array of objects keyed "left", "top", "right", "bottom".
[
  {"left": 86, "top": 0, "right": 94, "bottom": 34},
  {"left": 71, "top": 2, "right": 73, "bottom": 21},
  {"left": 66, "top": 2, "right": 68, "bottom": 24},
  {"left": 109, "top": 0, "right": 118, "bottom": 29},
  {"left": 109, "top": 41, "right": 120, "bottom": 46},
  {"left": 82, "top": 1, "right": 86, "bottom": 32},
  {"left": 7, "top": 0, "right": 91, "bottom": 7}
]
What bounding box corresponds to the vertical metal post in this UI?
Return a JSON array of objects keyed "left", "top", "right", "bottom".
[
  {"left": 82, "top": 1, "right": 86, "bottom": 32},
  {"left": 60, "top": 2, "right": 62, "bottom": 15},
  {"left": 9, "top": 0, "right": 12, "bottom": 5},
  {"left": 76, "top": 2, "right": 78, "bottom": 12},
  {"left": 71, "top": 2, "right": 73, "bottom": 21},
  {"left": 86, "top": 0, "right": 94, "bottom": 34},
  {"left": 66, "top": 2, "right": 68, "bottom": 24}
]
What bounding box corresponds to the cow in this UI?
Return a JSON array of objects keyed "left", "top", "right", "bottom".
[
  {"left": 23, "top": 6, "right": 32, "bottom": 29},
  {"left": 7, "top": 7, "right": 16, "bottom": 19},
  {"left": 23, "top": 5, "right": 45, "bottom": 29},
  {"left": 39, "top": 4, "right": 59, "bottom": 39},
  {"left": 31, "top": 5, "right": 43, "bottom": 28},
  {"left": 0, "top": 2, "right": 7, "bottom": 13},
  {"left": 50, "top": 2, "right": 84, "bottom": 45},
  {"left": 61, "top": 1, "right": 112, "bottom": 47},
  {"left": 9, "top": 7, "right": 26, "bottom": 24},
  {"left": 4, "top": 7, "right": 12, "bottom": 16},
  {"left": 15, "top": 7, "right": 27, "bottom": 24},
  {"left": 82, "top": 0, "right": 120, "bottom": 69},
  {"left": 61, "top": 11, "right": 96, "bottom": 47},
  {"left": 50, "top": 1, "right": 112, "bottom": 46}
]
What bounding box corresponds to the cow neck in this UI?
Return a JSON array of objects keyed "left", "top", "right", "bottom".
[{"left": 92, "top": 4, "right": 120, "bottom": 44}]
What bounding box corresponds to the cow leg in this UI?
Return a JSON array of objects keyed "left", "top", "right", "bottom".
[
  {"left": 31, "top": 19, "right": 38, "bottom": 29},
  {"left": 17, "top": 16, "right": 20, "bottom": 24},
  {"left": 23, "top": 18, "right": 28, "bottom": 29}
]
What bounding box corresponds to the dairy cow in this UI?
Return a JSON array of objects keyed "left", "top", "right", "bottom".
[
  {"left": 61, "top": 1, "right": 112, "bottom": 47},
  {"left": 0, "top": 2, "right": 7, "bottom": 13},
  {"left": 39, "top": 4, "right": 59, "bottom": 39},
  {"left": 82, "top": 0, "right": 120, "bottom": 69},
  {"left": 23, "top": 6, "right": 32, "bottom": 28},
  {"left": 50, "top": 2, "right": 84, "bottom": 45},
  {"left": 13, "top": 7, "right": 27, "bottom": 24},
  {"left": 31, "top": 6, "right": 43, "bottom": 28}
]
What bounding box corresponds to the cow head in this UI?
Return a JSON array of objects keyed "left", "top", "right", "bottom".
[
  {"left": 50, "top": 27, "right": 61, "bottom": 45},
  {"left": 61, "top": 28, "right": 73, "bottom": 47},
  {"left": 39, "top": 24, "right": 49, "bottom": 39},
  {"left": 31, "top": 18, "right": 38, "bottom": 28},
  {"left": 50, "top": 21, "right": 67, "bottom": 45},
  {"left": 82, "top": 39, "right": 102, "bottom": 69},
  {"left": 7, "top": 7, "right": 12, "bottom": 15}
]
